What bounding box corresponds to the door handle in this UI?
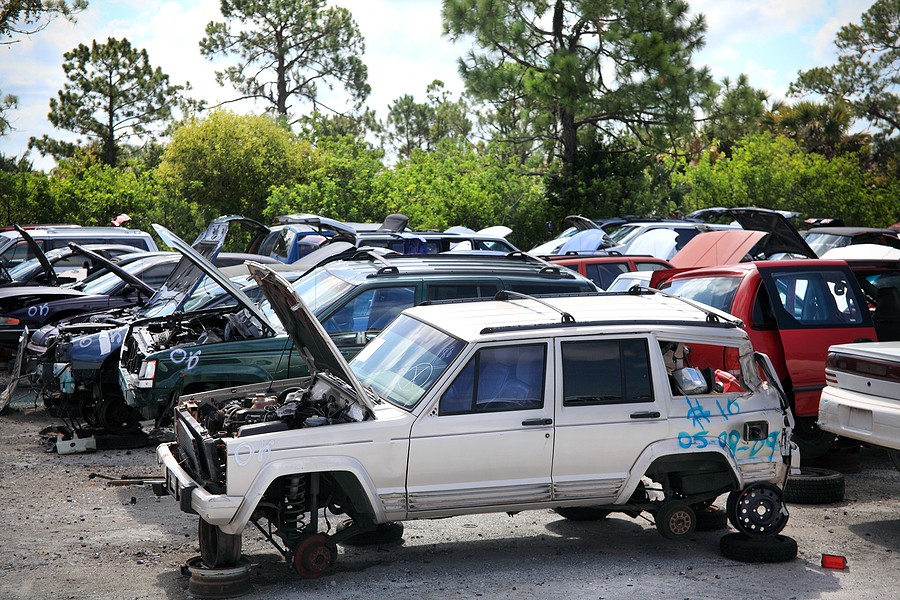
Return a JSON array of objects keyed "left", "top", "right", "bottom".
[
  {"left": 630, "top": 411, "right": 660, "bottom": 419},
  {"left": 522, "top": 418, "right": 552, "bottom": 426}
]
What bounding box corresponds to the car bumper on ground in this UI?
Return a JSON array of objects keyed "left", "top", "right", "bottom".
[{"left": 818, "top": 385, "right": 900, "bottom": 451}]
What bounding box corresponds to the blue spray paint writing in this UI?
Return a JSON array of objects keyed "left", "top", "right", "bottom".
[{"left": 677, "top": 395, "right": 779, "bottom": 461}]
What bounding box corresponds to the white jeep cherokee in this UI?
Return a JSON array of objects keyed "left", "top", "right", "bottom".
[{"left": 158, "top": 263, "right": 794, "bottom": 577}]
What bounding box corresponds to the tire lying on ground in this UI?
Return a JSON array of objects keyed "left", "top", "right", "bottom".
[
  {"left": 719, "top": 533, "right": 798, "bottom": 563},
  {"left": 337, "top": 520, "right": 404, "bottom": 546},
  {"left": 783, "top": 467, "right": 845, "bottom": 504}
]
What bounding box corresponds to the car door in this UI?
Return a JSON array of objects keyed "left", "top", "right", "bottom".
[
  {"left": 551, "top": 335, "right": 667, "bottom": 503},
  {"left": 759, "top": 264, "right": 877, "bottom": 417},
  {"left": 406, "top": 342, "right": 554, "bottom": 514}
]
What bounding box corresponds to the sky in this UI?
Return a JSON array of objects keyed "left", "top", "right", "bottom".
[{"left": 0, "top": 0, "right": 878, "bottom": 170}]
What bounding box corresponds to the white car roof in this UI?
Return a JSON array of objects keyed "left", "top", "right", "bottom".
[{"left": 405, "top": 293, "right": 743, "bottom": 343}]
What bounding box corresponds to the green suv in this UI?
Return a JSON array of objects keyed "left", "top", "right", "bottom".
[{"left": 117, "top": 228, "right": 598, "bottom": 424}]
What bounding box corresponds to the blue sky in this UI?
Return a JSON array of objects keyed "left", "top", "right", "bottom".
[{"left": 0, "top": 0, "right": 877, "bottom": 170}]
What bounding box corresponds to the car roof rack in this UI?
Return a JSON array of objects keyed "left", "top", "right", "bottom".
[
  {"left": 623, "top": 284, "right": 743, "bottom": 326},
  {"left": 494, "top": 290, "right": 576, "bottom": 323}
]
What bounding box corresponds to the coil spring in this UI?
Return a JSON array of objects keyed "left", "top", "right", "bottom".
[{"left": 281, "top": 475, "right": 306, "bottom": 531}]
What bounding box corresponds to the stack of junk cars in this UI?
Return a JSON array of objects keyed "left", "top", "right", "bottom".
[{"left": 2, "top": 206, "right": 899, "bottom": 585}]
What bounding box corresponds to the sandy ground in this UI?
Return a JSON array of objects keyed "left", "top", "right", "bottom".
[{"left": 1, "top": 380, "right": 899, "bottom": 600}]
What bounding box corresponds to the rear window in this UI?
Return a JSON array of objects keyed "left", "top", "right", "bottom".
[{"left": 661, "top": 276, "right": 741, "bottom": 313}]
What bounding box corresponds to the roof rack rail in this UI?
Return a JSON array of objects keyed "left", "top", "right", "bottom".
[
  {"left": 625, "top": 284, "right": 743, "bottom": 326},
  {"left": 494, "top": 290, "right": 576, "bottom": 323}
]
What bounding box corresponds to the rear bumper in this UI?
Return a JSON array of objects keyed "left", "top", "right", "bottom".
[{"left": 818, "top": 385, "right": 900, "bottom": 451}]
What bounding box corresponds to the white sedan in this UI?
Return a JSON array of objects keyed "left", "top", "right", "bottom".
[{"left": 818, "top": 341, "right": 900, "bottom": 470}]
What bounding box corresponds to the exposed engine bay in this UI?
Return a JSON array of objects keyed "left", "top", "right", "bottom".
[
  {"left": 138, "top": 308, "right": 266, "bottom": 354},
  {"left": 179, "top": 373, "right": 374, "bottom": 440}
]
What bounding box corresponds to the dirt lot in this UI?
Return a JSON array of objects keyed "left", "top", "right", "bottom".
[{"left": 1, "top": 382, "right": 899, "bottom": 600}]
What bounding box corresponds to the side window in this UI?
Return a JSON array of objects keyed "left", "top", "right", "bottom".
[
  {"left": 561, "top": 338, "right": 653, "bottom": 406},
  {"left": 323, "top": 286, "right": 416, "bottom": 345},
  {"left": 426, "top": 282, "right": 500, "bottom": 301},
  {"left": 439, "top": 344, "right": 546, "bottom": 415},
  {"left": 138, "top": 264, "right": 176, "bottom": 289},
  {"left": 6, "top": 240, "right": 41, "bottom": 266},
  {"left": 635, "top": 262, "right": 668, "bottom": 272},
  {"left": 585, "top": 263, "right": 628, "bottom": 289},
  {"left": 768, "top": 270, "right": 863, "bottom": 326},
  {"left": 659, "top": 340, "right": 746, "bottom": 395}
]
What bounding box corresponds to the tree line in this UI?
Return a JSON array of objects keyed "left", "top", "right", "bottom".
[{"left": 1, "top": 0, "right": 898, "bottom": 249}]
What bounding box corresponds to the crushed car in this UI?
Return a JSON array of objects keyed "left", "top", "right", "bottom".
[{"left": 156, "top": 263, "right": 795, "bottom": 577}]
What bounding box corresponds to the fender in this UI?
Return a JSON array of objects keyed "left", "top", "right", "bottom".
[
  {"left": 219, "top": 455, "right": 388, "bottom": 536},
  {"left": 613, "top": 438, "right": 743, "bottom": 504}
]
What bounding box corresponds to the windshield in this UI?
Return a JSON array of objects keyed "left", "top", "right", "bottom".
[
  {"left": 802, "top": 232, "right": 849, "bottom": 257},
  {"left": 351, "top": 314, "right": 465, "bottom": 409},
  {"left": 661, "top": 276, "right": 742, "bottom": 313},
  {"left": 77, "top": 259, "right": 157, "bottom": 295},
  {"left": 605, "top": 224, "right": 640, "bottom": 244},
  {"left": 259, "top": 266, "right": 355, "bottom": 333}
]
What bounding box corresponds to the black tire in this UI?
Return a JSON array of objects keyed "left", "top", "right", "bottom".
[
  {"left": 887, "top": 449, "right": 900, "bottom": 472},
  {"left": 792, "top": 417, "right": 836, "bottom": 462},
  {"left": 655, "top": 501, "right": 696, "bottom": 539},
  {"left": 338, "top": 520, "right": 404, "bottom": 546},
  {"left": 783, "top": 467, "right": 845, "bottom": 504},
  {"left": 553, "top": 507, "right": 612, "bottom": 521},
  {"left": 694, "top": 505, "right": 728, "bottom": 532},
  {"left": 719, "top": 533, "right": 797, "bottom": 563},
  {"left": 198, "top": 518, "right": 242, "bottom": 568}
]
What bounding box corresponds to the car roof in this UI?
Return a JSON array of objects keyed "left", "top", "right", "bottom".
[
  {"left": 0, "top": 226, "right": 152, "bottom": 237},
  {"left": 663, "top": 258, "right": 852, "bottom": 280},
  {"left": 805, "top": 227, "right": 899, "bottom": 236},
  {"left": 320, "top": 253, "right": 594, "bottom": 284},
  {"left": 402, "top": 293, "right": 743, "bottom": 343},
  {"left": 546, "top": 254, "right": 671, "bottom": 266}
]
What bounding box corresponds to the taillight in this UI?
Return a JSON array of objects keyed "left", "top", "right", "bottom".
[{"left": 826, "top": 351, "right": 900, "bottom": 382}]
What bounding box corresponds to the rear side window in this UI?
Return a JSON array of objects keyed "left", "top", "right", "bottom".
[
  {"left": 426, "top": 282, "right": 500, "bottom": 301},
  {"left": 561, "top": 338, "right": 653, "bottom": 406},
  {"left": 439, "top": 344, "right": 546, "bottom": 414},
  {"left": 662, "top": 276, "right": 741, "bottom": 313},
  {"left": 584, "top": 262, "right": 628, "bottom": 289}
]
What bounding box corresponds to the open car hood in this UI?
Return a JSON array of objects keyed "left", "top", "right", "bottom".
[
  {"left": 685, "top": 207, "right": 816, "bottom": 259},
  {"left": 670, "top": 230, "right": 768, "bottom": 268},
  {"left": 246, "top": 262, "right": 374, "bottom": 411},
  {"left": 566, "top": 215, "right": 602, "bottom": 231},
  {"left": 67, "top": 243, "right": 155, "bottom": 297},
  {"left": 152, "top": 224, "right": 275, "bottom": 333},
  {"left": 13, "top": 225, "right": 57, "bottom": 286},
  {"left": 275, "top": 213, "right": 359, "bottom": 243}
]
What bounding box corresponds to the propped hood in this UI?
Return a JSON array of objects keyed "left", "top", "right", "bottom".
[
  {"left": 275, "top": 213, "right": 359, "bottom": 243},
  {"left": 67, "top": 243, "right": 155, "bottom": 297},
  {"left": 246, "top": 261, "right": 374, "bottom": 411},
  {"left": 558, "top": 229, "right": 613, "bottom": 254},
  {"left": 685, "top": 207, "right": 816, "bottom": 259},
  {"left": 13, "top": 225, "right": 57, "bottom": 287},
  {"left": 152, "top": 224, "right": 275, "bottom": 334},
  {"left": 142, "top": 219, "right": 232, "bottom": 312},
  {"left": 671, "top": 230, "right": 768, "bottom": 268},
  {"left": 566, "top": 215, "right": 602, "bottom": 231}
]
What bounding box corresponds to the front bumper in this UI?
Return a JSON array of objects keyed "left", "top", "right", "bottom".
[{"left": 157, "top": 442, "right": 243, "bottom": 525}]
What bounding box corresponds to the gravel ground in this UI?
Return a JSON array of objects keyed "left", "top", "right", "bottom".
[{"left": 1, "top": 379, "right": 899, "bottom": 600}]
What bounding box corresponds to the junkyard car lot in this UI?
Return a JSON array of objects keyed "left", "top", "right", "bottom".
[{"left": 1, "top": 391, "right": 899, "bottom": 599}]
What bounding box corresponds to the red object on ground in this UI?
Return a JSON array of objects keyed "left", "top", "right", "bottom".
[{"left": 821, "top": 554, "right": 848, "bottom": 570}]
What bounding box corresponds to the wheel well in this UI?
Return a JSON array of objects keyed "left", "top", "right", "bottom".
[
  {"left": 645, "top": 452, "right": 737, "bottom": 498},
  {"left": 263, "top": 471, "right": 377, "bottom": 529}
]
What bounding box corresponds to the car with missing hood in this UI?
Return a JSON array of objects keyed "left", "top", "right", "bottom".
[
  {"left": 155, "top": 262, "right": 795, "bottom": 578},
  {"left": 116, "top": 230, "right": 597, "bottom": 428}
]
